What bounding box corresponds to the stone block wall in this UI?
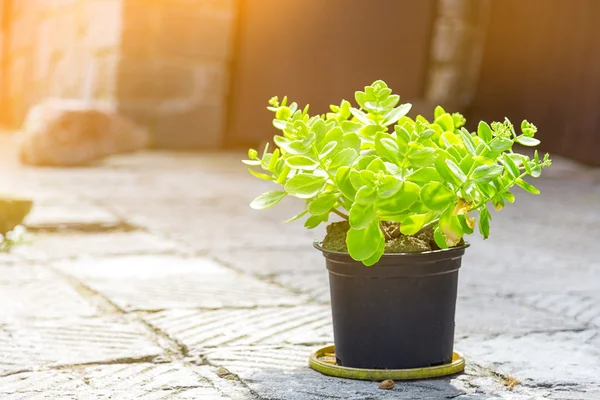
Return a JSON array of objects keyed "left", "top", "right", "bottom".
[
  {"left": 1, "top": 0, "right": 237, "bottom": 149},
  {"left": 425, "top": 0, "right": 491, "bottom": 113},
  {"left": 4, "top": 0, "right": 122, "bottom": 126},
  {"left": 117, "top": 0, "right": 236, "bottom": 149}
]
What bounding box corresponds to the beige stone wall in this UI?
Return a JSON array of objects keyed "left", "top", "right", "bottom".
[
  {"left": 3, "top": 0, "right": 237, "bottom": 149},
  {"left": 6, "top": 0, "right": 122, "bottom": 126},
  {"left": 117, "top": 0, "right": 237, "bottom": 148},
  {"left": 425, "top": 0, "right": 491, "bottom": 112}
]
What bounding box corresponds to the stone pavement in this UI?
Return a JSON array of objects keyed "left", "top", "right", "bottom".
[{"left": 0, "top": 147, "right": 599, "bottom": 399}]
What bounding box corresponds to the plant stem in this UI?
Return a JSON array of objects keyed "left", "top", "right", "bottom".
[{"left": 332, "top": 208, "right": 349, "bottom": 220}]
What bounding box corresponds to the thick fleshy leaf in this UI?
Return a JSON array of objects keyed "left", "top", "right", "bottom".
[
  {"left": 309, "top": 193, "right": 339, "bottom": 215},
  {"left": 501, "top": 154, "right": 520, "bottom": 178},
  {"left": 377, "top": 176, "right": 402, "bottom": 198},
  {"left": 376, "top": 181, "right": 420, "bottom": 213},
  {"left": 329, "top": 148, "right": 358, "bottom": 170},
  {"left": 445, "top": 158, "right": 467, "bottom": 183},
  {"left": 516, "top": 178, "right": 540, "bottom": 194},
  {"left": 349, "top": 107, "right": 372, "bottom": 125},
  {"left": 382, "top": 103, "right": 412, "bottom": 126},
  {"left": 406, "top": 167, "right": 442, "bottom": 184},
  {"left": 400, "top": 213, "right": 432, "bottom": 235},
  {"left": 250, "top": 191, "right": 287, "bottom": 210},
  {"left": 434, "top": 227, "right": 449, "bottom": 249},
  {"left": 362, "top": 236, "right": 385, "bottom": 266},
  {"left": 318, "top": 142, "right": 337, "bottom": 159},
  {"left": 305, "top": 213, "right": 328, "bottom": 229},
  {"left": 439, "top": 206, "right": 463, "bottom": 246},
  {"left": 515, "top": 135, "right": 541, "bottom": 147},
  {"left": 355, "top": 186, "right": 376, "bottom": 205},
  {"left": 284, "top": 174, "right": 326, "bottom": 199},
  {"left": 459, "top": 130, "right": 477, "bottom": 155},
  {"left": 477, "top": 121, "right": 492, "bottom": 143},
  {"left": 347, "top": 220, "right": 384, "bottom": 261},
  {"left": 420, "top": 182, "right": 456, "bottom": 211},
  {"left": 286, "top": 155, "right": 319, "bottom": 170},
  {"left": 349, "top": 203, "right": 376, "bottom": 229},
  {"left": 471, "top": 165, "right": 504, "bottom": 183},
  {"left": 408, "top": 148, "right": 437, "bottom": 168},
  {"left": 335, "top": 167, "right": 356, "bottom": 200},
  {"left": 490, "top": 137, "right": 513, "bottom": 152},
  {"left": 394, "top": 125, "right": 411, "bottom": 154},
  {"left": 434, "top": 113, "right": 454, "bottom": 132},
  {"left": 375, "top": 135, "right": 400, "bottom": 163},
  {"left": 343, "top": 133, "right": 361, "bottom": 152},
  {"left": 478, "top": 207, "right": 491, "bottom": 238},
  {"left": 248, "top": 168, "right": 273, "bottom": 181}
]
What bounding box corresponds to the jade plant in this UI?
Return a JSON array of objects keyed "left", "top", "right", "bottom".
[{"left": 244, "top": 80, "right": 551, "bottom": 265}]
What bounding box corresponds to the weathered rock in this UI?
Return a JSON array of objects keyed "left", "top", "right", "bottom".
[{"left": 17, "top": 99, "right": 149, "bottom": 166}]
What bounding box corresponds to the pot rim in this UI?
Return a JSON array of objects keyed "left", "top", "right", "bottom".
[{"left": 313, "top": 241, "right": 470, "bottom": 257}]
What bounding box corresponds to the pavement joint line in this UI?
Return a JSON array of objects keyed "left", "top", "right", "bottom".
[
  {"left": 26, "top": 221, "right": 141, "bottom": 234},
  {"left": 46, "top": 263, "right": 189, "bottom": 360},
  {"left": 206, "top": 254, "right": 323, "bottom": 305}
]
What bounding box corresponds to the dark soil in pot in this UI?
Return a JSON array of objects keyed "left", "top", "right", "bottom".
[{"left": 317, "top": 221, "right": 468, "bottom": 370}]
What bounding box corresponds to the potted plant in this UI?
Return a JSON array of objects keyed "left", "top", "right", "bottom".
[{"left": 243, "top": 80, "right": 551, "bottom": 370}]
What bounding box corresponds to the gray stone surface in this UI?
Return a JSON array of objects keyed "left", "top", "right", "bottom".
[
  {"left": 13, "top": 231, "right": 183, "bottom": 261},
  {"left": 0, "top": 363, "right": 230, "bottom": 399},
  {"left": 24, "top": 199, "right": 123, "bottom": 230},
  {"left": 55, "top": 255, "right": 309, "bottom": 311},
  {"left": 0, "top": 317, "right": 163, "bottom": 375},
  {"left": 143, "top": 306, "right": 332, "bottom": 349},
  {"left": 0, "top": 150, "right": 599, "bottom": 399}
]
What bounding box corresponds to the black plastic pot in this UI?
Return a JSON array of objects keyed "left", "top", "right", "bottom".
[{"left": 316, "top": 243, "right": 469, "bottom": 370}]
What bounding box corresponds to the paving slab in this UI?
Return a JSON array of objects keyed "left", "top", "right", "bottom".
[
  {"left": 0, "top": 317, "right": 164, "bottom": 375},
  {"left": 211, "top": 248, "right": 325, "bottom": 277},
  {"left": 55, "top": 255, "right": 309, "bottom": 311},
  {"left": 457, "top": 330, "right": 600, "bottom": 387},
  {"left": 24, "top": 199, "right": 123, "bottom": 230},
  {"left": 271, "top": 270, "right": 331, "bottom": 303},
  {"left": 455, "top": 294, "right": 586, "bottom": 337},
  {"left": 143, "top": 306, "right": 333, "bottom": 349},
  {"left": 0, "top": 363, "right": 230, "bottom": 400},
  {"left": 522, "top": 292, "right": 600, "bottom": 329},
  {"left": 204, "top": 345, "right": 475, "bottom": 400},
  {"left": 0, "top": 263, "right": 99, "bottom": 321},
  {"left": 103, "top": 196, "right": 327, "bottom": 251},
  {"left": 13, "top": 231, "right": 183, "bottom": 261}
]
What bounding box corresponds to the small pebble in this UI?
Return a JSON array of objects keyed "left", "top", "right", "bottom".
[{"left": 379, "top": 379, "right": 395, "bottom": 390}]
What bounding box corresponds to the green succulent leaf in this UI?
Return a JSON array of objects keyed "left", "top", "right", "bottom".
[
  {"left": 406, "top": 167, "right": 442, "bottom": 184},
  {"left": 329, "top": 148, "right": 358, "bottom": 171},
  {"left": 478, "top": 207, "right": 491, "bottom": 238},
  {"left": 421, "top": 182, "right": 456, "bottom": 211},
  {"left": 362, "top": 237, "right": 385, "bottom": 266},
  {"left": 309, "top": 193, "right": 339, "bottom": 215},
  {"left": 286, "top": 155, "right": 319, "bottom": 170},
  {"left": 399, "top": 213, "right": 432, "bottom": 235},
  {"left": 336, "top": 167, "right": 356, "bottom": 200},
  {"left": 284, "top": 174, "right": 326, "bottom": 199},
  {"left": 516, "top": 178, "right": 540, "bottom": 194},
  {"left": 355, "top": 186, "right": 377, "bottom": 205},
  {"left": 477, "top": 121, "right": 493, "bottom": 143},
  {"left": 250, "top": 191, "right": 287, "bottom": 210},
  {"left": 346, "top": 219, "right": 384, "bottom": 261},
  {"left": 470, "top": 165, "right": 504, "bottom": 184},
  {"left": 305, "top": 213, "right": 328, "bottom": 229},
  {"left": 349, "top": 203, "right": 376, "bottom": 229},
  {"left": 515, "top": 135, "right": 541, "bottom": 147}
]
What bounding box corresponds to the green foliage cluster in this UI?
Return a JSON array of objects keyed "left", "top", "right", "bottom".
[{"left": 244, "top": 80, "right": 551, "bottom": 266}]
